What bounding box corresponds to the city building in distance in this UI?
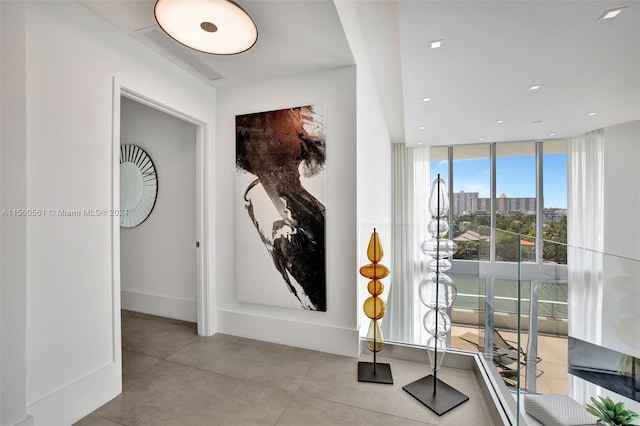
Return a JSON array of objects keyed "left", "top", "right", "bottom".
[{"left": 453, "top": 192, "right": 566, "bottom": 222}]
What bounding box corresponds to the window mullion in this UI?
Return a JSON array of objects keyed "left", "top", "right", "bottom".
[
  {"left": 490, "top": 143, "right": 496, "bottom": 263},
  {"left": 448, "top": 146, "right": 454, "bottom": 230},
  {"left": 536, "top": 141, "right": 544, "bottom": 264}
]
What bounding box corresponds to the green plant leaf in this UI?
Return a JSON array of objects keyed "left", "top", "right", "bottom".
[
  {"left": 592, "top": 398, "right": 607, "bottom": 413},
  {"left": 588, "top": 407, "right": 605, "bottom": 420},
  {"left": 618, "top": 410, "right": 631, "bottom": 419},
  {"left": 586, "top": 396, "right": 639, "bottom": 426}
]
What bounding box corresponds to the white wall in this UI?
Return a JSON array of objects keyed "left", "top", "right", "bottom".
[
  {"left": 216, "top": 67, "right": 359, "bottom": 357},
  {"left": 334, "top": 0, "right": 393, "bottom": 338},
  {"left": 601, "top": 120, "right": 640, "bottom": 413},
  {"left": 601, "top": 120, "right": 640, "bottom": 358},
  {"left": 0, "top": 2, "right": 30, "bottom": 425},
  {"left": 603, "top": 120, "right": 640, "bottom": 261},
  {"left": 120, "top": 97, "right": 198, "bottom": 322},
  {"left": 353, "top": 61, "right": 393, "bottom": 338},
  {"left": 21, "top": 2, "right": 216, "bottom": 424}
]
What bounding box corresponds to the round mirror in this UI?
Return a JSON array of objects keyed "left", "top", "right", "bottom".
[
  {"left": 120, "top": 145, "right": 158, "bottom": 228},
  {"left": 120, "top": 162, "right": 144, "bottom": 210}
]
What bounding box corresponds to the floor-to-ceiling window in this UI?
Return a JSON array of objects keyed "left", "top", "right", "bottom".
[{"left": 427, "top": 140, "right": 568, "bottom": 393}]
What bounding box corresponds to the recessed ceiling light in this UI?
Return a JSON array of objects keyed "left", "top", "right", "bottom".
[
  {"left": 154, "top": 0, "right": 258, "bottom": 55},
  {"left": 529, "top": 85, "right": 542, "bottom": 91},
  {"left": 429, "top": 39, "right": 444, "bottom": 49},
  {"left": 479, "top": 138, "right": 484, "bottom": 141},
  {"left": 599, "top": 6, "right": 627, "bottom": 20},
  {"left": 587, "top": 112, "right": 597, "bottom": 116},
  {"left": 549, "top": 133, "right": 557, "bottom": 137},
  {"left": 496, "top": 120, "right": 504, "bottom": 124},
  {"left": 418, "top": 142, "right": 423, "bottom": 145},
  {"left": 419, "top": 126, "right": 425, "bottom": 130},
  {"left": 422, "top": 97, "right": 432, "bottom": 102}
]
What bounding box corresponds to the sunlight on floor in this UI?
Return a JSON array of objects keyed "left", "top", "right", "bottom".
[{"left": 451, "top": 325, "right": 568, "bottom": 395}]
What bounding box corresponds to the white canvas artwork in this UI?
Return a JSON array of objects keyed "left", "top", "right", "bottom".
[{"left": 235, "top": 105, "right": 326, "bottom": 311}]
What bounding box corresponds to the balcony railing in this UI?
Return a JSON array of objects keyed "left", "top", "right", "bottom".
[
  {"left": 455, "top": 292, "right": 568, "bottom": 321},
  {"left": 359, "top": 222, "right": 640, "bottom": 425}
]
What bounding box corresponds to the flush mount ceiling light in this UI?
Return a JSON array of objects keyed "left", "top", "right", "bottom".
[
  {"left": 528, "top": 84, "right": 543, "bottom": 91},
  {"left": 587, "top": 112, "right": 598, "bottom": 116},
  {"left": 428, "top": 39, "right": 444, "bottom": 49},
  {"left": 599, "top": 6, "right": 627, "bottom": 20},
  {"left": 422, "top": 97, "right": 432, "bottom": 102},
  {"left": 419, "top": 126, "right": 426, "bottom": 130},
  {"left": 496, "top": 120, "right": 504, "bottom": 124},
  {"left": 154, "top": 0, "right": 258, "bottom": 55}
]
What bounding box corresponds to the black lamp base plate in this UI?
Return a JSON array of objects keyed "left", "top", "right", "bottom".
[
  {"left": 402, "top": 375, "right": 469, "bottom": 415},
  {"left": 357, "top": 361, "right": 394, "bottom": 384}
]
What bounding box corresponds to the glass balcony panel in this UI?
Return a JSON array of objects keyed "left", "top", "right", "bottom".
[{"left": 543, "top": 139, "right": 568, "bottom": 266}]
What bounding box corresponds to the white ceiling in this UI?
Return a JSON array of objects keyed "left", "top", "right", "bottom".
[
  {"left": 80, "top": 0, "right": 640, "bottom": 147},
  {"left": 79, "top": 0, "right": 356, "bottom": 87},
  {"left": 395, "top": 1, "right": 640, "bottom": 146}
]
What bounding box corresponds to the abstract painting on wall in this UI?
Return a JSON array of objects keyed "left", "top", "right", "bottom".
[{"left": 235, "top": 105, "right": 326, "bottom": 311}]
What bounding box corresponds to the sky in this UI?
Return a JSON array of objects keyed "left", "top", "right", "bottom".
[{"left": 430, "top": 153, "right": 567, "bottom": 209}]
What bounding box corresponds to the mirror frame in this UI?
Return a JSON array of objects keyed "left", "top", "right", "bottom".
[{"left": 120, "top": 144, "right": 158, "bottom": 228}]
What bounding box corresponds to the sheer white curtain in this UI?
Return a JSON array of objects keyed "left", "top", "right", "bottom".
[
  {"left": 567, "top": 128, "right": 604, "bottom": 404},
  {"left": 385, "top": 144, "right": 430, "bottom": 344}
]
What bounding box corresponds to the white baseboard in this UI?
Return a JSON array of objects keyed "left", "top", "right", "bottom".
[
  {"left": 217, "top": 310, "right": 359, "bottom": 357},
  {"left": 121, "top": 289, "right": 197, "bottom": 322},
  {"left": 27, "top": 362, "right": 120, "bottom": 426},
  {"left": 14, "top": 415, "right": 34, "bottom": 426}
]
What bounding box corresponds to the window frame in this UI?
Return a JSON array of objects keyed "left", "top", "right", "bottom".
[{"left": 433, "top": 140, "right": 569, "bottom": 393}]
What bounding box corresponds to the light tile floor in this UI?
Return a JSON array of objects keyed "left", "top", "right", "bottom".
[{"left": 75, "top": 311, "right": 496, "bottom": 426}]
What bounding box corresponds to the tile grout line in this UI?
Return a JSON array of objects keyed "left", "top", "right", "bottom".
[
  {"left": 160, "top": 357, "right": 298, "bottom": 397},
  {"left": 160, "top": 336, "right": 325, "bottom": 394},
  {"left": 161, "top": 336, "right": 201, "bottom": 361},
  {"left": 290, "top": 349, "right": 322, "bottom": 393},
  {"left": 96, "top": 414, "right": 129, "bottom": 426},
  {"left": 155, "top": 357, "right": 300, "bottom": 425},
  {"left": 294, "top": 389, "right": 439, "bottom": 426},
  {"left": 271, "top": 391, "right": 296, "bottom": 426},
  {"left": 295, "top": 354, "right": 438, "bottom": 426},
  {"left": 122, "top": 348, "right": 165, "bottom": 362}
]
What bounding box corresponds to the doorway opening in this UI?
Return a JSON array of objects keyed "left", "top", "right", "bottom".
[
  {"left": 111, "top": 81, "right": 211, "bottom": 353},
  {"left": 120, "top": 95, "right": 198, "bottom": 323}
]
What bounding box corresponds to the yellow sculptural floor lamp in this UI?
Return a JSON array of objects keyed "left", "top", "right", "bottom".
[
  {"left": 357, "top": 229, "right": 393, "bottom": 384},
  {"left": 403, "top": 174, "right": 468, "bottom": 415}
]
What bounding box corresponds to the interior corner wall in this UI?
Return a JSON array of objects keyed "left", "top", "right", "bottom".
[
  {"left": 23, "top": 2, "right": 216, "bottom": 425},
  {"left": 120, "top": 97, "right": 198, "bottom": 323},
  {"left": 354, "top": 60, "right": 393, "bottom": 228},
  {"left": 216, "top": 66, "right": 359, "bottom": 357},
  {"left": 353, "top": 66, "right": 393, "bottom": 339},
  {"left": 333, "top": 0, "right": 393, "bottom": 338}
]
